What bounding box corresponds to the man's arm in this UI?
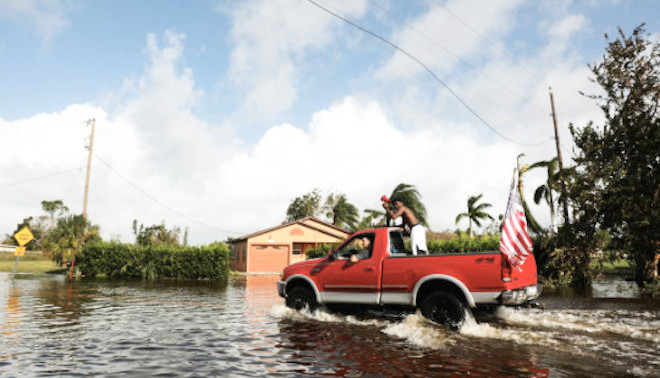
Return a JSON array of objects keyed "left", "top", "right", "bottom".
[
  {"left": 350, "top": 249, "right": 370, "bottom": 262},
  {"left": 383, "top": 203, "right": 404, "bottom": 219}
]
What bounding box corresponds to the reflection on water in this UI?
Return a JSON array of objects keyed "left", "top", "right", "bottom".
[{"left": 1, "top": 273, "right": 658, "bottom": 377}]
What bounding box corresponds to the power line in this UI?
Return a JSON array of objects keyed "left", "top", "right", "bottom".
[
  {"left": 367, "top": 0, "right": 548, "bottom": 115},
  {"left": 305, "top": 0, "right": 553, "bottom": 147},
  {"left": 431, "top": 0, "right": 547, "bottom": 86},
  {"left": 93, "top": 153, "right": 245, "bottom": 236},
  {"left": 0, "top": 168, "right": 81, "bottom": 188}
]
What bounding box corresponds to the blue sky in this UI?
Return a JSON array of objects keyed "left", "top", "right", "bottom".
[{"left": 1, "top": 0, "right": 658, "bottom": 244}]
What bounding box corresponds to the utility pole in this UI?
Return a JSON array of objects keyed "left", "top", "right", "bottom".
[
  {"left": 72, "top": 118, "right": 95, "bottom": 280},
  {"left": 549, "top": 88, "right": 570, "bottom": 226},
  {"left": 83, "top": 118, "right": 96, "bottom": 220}
]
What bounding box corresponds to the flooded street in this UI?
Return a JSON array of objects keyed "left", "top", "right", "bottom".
[{"left": 1, "top": 273, "right": 658, "bottom": 377}]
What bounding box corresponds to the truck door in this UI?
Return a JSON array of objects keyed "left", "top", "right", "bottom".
[{"left": 320, "top": 233, "right": 380, "bottom": 305}]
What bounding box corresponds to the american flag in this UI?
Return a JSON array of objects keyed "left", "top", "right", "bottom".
[{"left": 499, "top": 171, "right": 533, "bottom": 270}]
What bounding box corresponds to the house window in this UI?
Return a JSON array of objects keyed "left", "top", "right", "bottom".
[
  {"left": 231, "top": 244, "right": 237, "bottom": 259},
  {"left": 293, "top": 243, "right": 303, "bottom": 255}
]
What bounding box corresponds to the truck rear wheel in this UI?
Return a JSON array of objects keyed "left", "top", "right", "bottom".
[
  {"left": 286, "top": 286, "right": 318, "bottom": 312},
  {"left": 420, "top": 291, "right": 466, "bottom": 330}
]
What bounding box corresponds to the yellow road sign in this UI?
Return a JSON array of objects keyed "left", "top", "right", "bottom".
[
  {"left": 15, "top": 246, "right": 26, "bottom": 257},
  {"left": 14, "top": 226, "right": 34, "bottom": 247}
]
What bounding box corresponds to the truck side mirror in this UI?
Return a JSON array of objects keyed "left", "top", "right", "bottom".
[{"left": 327, "top": 249, "right": 335, "bottom": 261}]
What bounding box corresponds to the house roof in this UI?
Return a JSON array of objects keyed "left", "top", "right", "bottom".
[{"left": 231, "top": 217, "right": 350, "bottom": 243}]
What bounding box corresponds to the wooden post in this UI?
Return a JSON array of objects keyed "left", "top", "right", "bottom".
[
  {"left": 11, "top": 256, "right": 19, "bottom": 279},
  {"left": 82, "top": 118, "right": 96, "bottom": 220},
  {"left": 72, "top": 118, "right": 96, "bottom": 279},
  {"left": 549, "top": 89, "right": 570, "bottom": 226}
]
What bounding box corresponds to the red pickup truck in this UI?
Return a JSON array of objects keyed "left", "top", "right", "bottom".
[{"left": 277, "top": 227, "right": 542, "bottom": 329}]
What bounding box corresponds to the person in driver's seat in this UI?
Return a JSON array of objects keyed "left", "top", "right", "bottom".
[{"left": 350, "top": 237, "right": 372, "bottom": 263}]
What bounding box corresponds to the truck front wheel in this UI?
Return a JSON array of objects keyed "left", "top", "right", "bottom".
[
  {"left": 286, "top": 286, "right": 318, "bottom": 312},
  {"left": 420, "top": 291, "right": 466, "bottom": 330}
]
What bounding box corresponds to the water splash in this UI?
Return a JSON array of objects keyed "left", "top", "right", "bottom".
[
  {"left": 381, "top": 313, "right": 455, "bottom": 349},
  {"left": 269, "top": 304, "right": 391, "bottom": 327}
]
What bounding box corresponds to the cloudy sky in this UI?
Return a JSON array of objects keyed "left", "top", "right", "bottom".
[{"left": 1, "top": 0, "right": 657, "bottom": 245}]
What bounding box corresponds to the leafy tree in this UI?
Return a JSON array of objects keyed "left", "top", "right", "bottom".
[
  {"left": 568, "top": 24, "right": 659, "bottom": 287},
  {"left": 324, "top": 193, "right": 359, "bottom": 230},
  {"left": 41, "top": 200, "right": 69, "bottom": 230},
  {"left": 4, "top": 217, "right": 44, "bottom": 250},
  {"left": 284, "top": 188, "right": 323, "bottom": 222},
  {"left": 42, "top": 214, "right": 100, "bottom": 265},
  {"left": 133, "top": 220, "right": 182, "bottom": 247},
  {"left": 386, "top": 183, "right": 428, "bottom": 228},
  {"left": 455, "top": 194, "right": 494, "bottom": 238}
]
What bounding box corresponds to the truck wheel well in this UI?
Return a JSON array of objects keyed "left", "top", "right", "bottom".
[
  {"left": 285, "top": 278, "right": 314, "bottom": 296},
  {"left": 416, "top": 280, "right": 467, "bottom": 308}
]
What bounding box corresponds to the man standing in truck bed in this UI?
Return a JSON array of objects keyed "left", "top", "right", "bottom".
[{"left": 383, "top": 198, "right": 428, "bottom": 255}]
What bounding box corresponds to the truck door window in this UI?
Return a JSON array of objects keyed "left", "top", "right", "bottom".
[
  {"left": 335, "top": 234, "right": 374, "bottom": 260},
  {"left": 389, "top": 231, "right": 406, "bottom": 255}
]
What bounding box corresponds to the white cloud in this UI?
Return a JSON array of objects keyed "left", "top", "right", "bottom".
[
  {"left": 224, "top": 0, "right": 368, "bottom": 123},
  {"left": 213, "top": 96, "right": 520, "bottom": 236},
  {"left": 0, "top": 0, "right": 77, "bottom": 41},
  {"left": 0, "top": 104, "right": 104, "bottom": 234}
]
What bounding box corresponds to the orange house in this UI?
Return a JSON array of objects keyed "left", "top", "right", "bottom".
[{"left": 230, "top": 217, "right": 350, "bottom": 273}]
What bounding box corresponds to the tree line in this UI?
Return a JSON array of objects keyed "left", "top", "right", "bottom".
[{"left": 3, "top": 199, "right": 189, "bottom": 265}]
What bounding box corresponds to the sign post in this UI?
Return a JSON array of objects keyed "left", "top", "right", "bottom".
[{"left": 12, "top": 227, "right": 34, "bottom": 278}]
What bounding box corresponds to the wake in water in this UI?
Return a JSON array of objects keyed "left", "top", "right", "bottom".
[
  {"left": 270, "top": 304, "right": 660, "bottom": 377},
  {"left": 485, "top": 307, "right": 660, "bottom": 377}
]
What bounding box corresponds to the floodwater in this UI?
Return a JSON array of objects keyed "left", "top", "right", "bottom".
[{"left": 1, "top": 273, "right": 658, "bottom": 377}]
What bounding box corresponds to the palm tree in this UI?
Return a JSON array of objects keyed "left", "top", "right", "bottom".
[
  {"left": 43, "top": 214, "right": 99, "bottom": 265},
  {"left": 533, "top": 158, "right": 560, "bottom": 232},
  {"left": 354, "top": 210, "right": 378, "bottom": 231},
  {"left": 357, "top": 209, "right": 386, "bottom": 229},
  {"left": 325, "top": 193, "right": 359, "bottom": 230},
  {"left": 455, "top": 194, "right": 494, "bottom": 238},
  {"left": 517, "top": 154, "right": 543, "bottom": 234},
  {"left": 387, "top": 183, "right": 428, "bottom": 228}
]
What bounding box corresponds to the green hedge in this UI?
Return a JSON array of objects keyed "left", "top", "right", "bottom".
[
  {"left": 305, "top": 236, "right": 500, "bottom": 259},
  {"left": 77, "top": 241, "right": 230, "bottom": 280},
  {"left": 427, "top": 235, "right": 500, "bottom": 254},
  {"left": 306, "top": 244, "right": 334, "bottom": 259}
]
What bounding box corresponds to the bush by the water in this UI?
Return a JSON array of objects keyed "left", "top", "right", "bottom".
[{"left": 77, "top": 241, "right": 230, "bottom": 280}]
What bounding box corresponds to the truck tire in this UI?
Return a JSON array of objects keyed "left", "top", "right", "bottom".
[
  {"left": 420, "top": 291, "right": 466, "bottom": 330},
  {"left": 286, "top": 286, "right": 318, "bottom": 312}
]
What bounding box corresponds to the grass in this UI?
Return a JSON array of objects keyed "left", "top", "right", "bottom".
[
  {"left": 592, "top": 259, "right": 633, "bottom": 277},
  {"left": 0, "top": 252, "right": 64, "bottom": 274}
]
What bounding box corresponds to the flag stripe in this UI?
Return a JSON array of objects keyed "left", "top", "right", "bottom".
[{"left": 499, "top": 172, "right": 533, "bottom": 270}]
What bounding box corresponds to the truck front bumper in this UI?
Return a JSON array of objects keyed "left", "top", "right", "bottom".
[
  {"left": 500, "top": 284, "right": 543, "bottom": 306},
  {"left": 277, "top": 281, "right": 286, "bottom": 298}
]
